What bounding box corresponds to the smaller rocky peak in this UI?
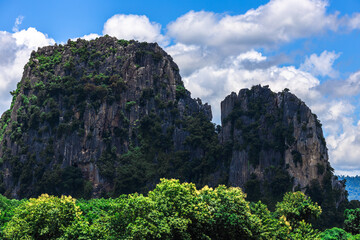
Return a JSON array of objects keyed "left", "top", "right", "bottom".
[
  {"left": 221, "top": 85, "right": 277, "bottom": 125},
  {"left": 219, "top": 85, "right": 342, "bottom": 206},
  {"left": 220, "top": 92, "right": 238, "bottom": 124}
]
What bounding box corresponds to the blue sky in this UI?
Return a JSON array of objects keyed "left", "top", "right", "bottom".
[
  {"left": 1, "top": 0, "right": 360, "bottom": 175},
  {"left": 0, "top": 0, "right": 270, "bottom": 41}
]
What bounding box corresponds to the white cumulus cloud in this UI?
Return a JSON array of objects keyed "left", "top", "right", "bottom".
[
  {"left": 0, "top": 28, "right": 54, "bottom": 115},
  {"left": 103, "top": 14, "right": 167, "bottom": 45},
  {"left": 165, "top": 43, "right": 219, "bottom": 77},
  {"left": 347, "top": 13, "right": 360, "bottom": 30},
  {"left": 300, "top": 50, "right": 340, "bottom": 77},
  {"left": 73, "top": 33, "right": 101, "bottom": 41},
  {"left": 327, "top": 119, "right": 360, "bottom": 172},
  {"left": 318, "top": 70, "right": 360, "bottom": 97},
  {"left": 167, "top": 0, "right": 338, "bottom": 55}
]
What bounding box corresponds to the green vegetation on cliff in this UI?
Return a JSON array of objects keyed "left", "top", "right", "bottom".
[{"left": 0, "top": 36, "right": 223, "bottom": 199}]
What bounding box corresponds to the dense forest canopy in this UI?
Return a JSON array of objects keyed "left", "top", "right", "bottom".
[
  {"left": 0, "top": 179, "right": 359, "bottom": 239},
  {"left": 0, "top": 178, "right": 357, "bottom": 240}
]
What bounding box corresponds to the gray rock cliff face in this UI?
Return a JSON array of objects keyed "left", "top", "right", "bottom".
[
  {"left": 0, "top": 36, "right": 212, "bottom": 198},
  {"left": 220, "top": 85, "right": 346, "bottom": 205}
]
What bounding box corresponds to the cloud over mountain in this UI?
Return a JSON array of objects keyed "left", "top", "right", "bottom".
[
  {"left": 0, "top": 28, "right": 54, "bottom": 113},
  {"left": 103, "top": 14, "right": 167, "bottom": 45}
]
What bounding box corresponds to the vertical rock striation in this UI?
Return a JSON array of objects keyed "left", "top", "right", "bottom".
[
  {"left": 220, "top": 85, "right": 346, "bottom": 216},
  {"left": 0, "top": 36, "right": 215, "bottom": 198}
]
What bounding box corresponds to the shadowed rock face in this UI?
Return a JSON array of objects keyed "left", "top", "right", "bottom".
[
  {"left": 220, "top": 85, "right": 327, "bottom": 189},
  {"left": 0, "top": 36, "right": 214, "bottom": 198},
  {"left": 220, "top": 85, "right": 346, "bottom": 207},
  {"left": 0, "top": 36, "right": 345, "bottom": 214}
]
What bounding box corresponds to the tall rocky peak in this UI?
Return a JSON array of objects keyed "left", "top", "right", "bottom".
[
  {"left": 0, "top": 36, "right": 216, "bottom": 198},
  {"left": 220, "top": 85, "right": 346, "bottom": 211}
]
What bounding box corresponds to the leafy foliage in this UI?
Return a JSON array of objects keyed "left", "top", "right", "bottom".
[
  {"left": 175, "top": 85, "right": 186, "bottom": 99},
  {"left": 0, "top": 195, "right": 24, "bottom": 236},
  {"left": 308, "top": 171, "right": 348, "bottom": 230},
  {"left": 36, "top": 166, "right": 92, "bottom": 199},
  {"left": 345, "top": 208, "right": 360, "bottom": 235},
  {"left": 275, "top": 191, "right": 321, "bottom": 225},
  {"left": 320, "top": 227, "right": 360, "bottom": 240},
  {"left": 3, "top": 194, "right": 87, "bottom": 239},
  {"left": 0, "top": 179, "right": 325, "bottom": 239}
]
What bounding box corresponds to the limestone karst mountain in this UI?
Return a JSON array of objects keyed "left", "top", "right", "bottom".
[
  {"left": 221, "top": 86, "right": 346, "bottom": 209},
  {"left": 0, "top": 36, "right": 346, "bottom": 227},
  {"left": 0, "top": 36, "right": 219, "bottom": 198}
]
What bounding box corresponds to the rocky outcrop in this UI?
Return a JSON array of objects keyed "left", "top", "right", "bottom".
[
  {"left": 220, "top": 85, "right": 346, "bottom": 210},
  {"left": 0, "top": 36, "right": 214, "bottom": 198},
  {"left": 220, "top": 85, "right": 328, "bottom": 189}
]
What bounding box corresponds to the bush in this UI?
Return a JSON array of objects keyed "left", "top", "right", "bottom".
[
  {"left": 320, "top": 227, "right": 354, "bottom": 240},
  {"left": 117, "top": 39, "right": 129, "bottom": 46},
  {"left": 275, "top": 191, "right": 321, "bottom": 225},
  {"left": 345, "top": 208, "right": 360, "bottom": 235},
  {"left": 125, "top": 101, "right": 136, "bottom": 111},
  {"left": 176, "top": 85, "right": 186, "bottom": 99},
  {"left": 110, "top": 179, "right": 258, "bottom": 239},
  {"left": 3, "top": 194, "right": 87, "bottom": 239},
  {"left": 0, "top": 195, "right": 23, "bottom": 236}
]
